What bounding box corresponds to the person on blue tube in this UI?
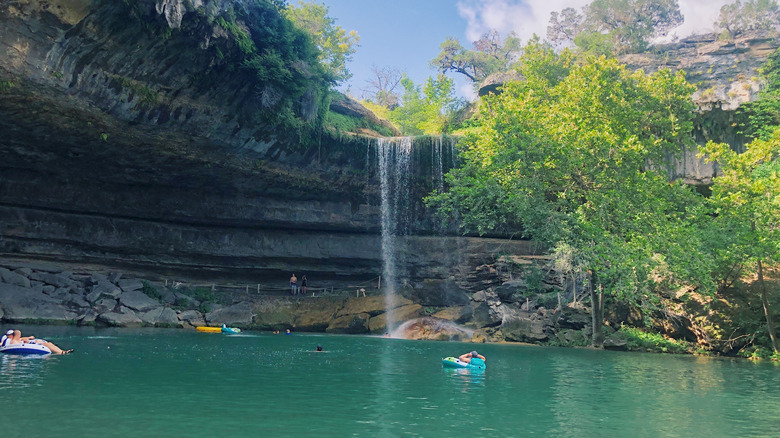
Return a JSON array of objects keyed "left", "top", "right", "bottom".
[{"left": 459, "top": 350, "right": 485, "bottom": 364}]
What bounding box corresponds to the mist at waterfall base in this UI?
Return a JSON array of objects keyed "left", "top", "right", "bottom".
[
  {"left": 376, "top": 136, "right": 456, "bottom": 336},
  {"left": 2, "top": 325, "right": 778, "bottom": 437}
]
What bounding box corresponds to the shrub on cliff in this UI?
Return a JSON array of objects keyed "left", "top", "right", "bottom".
[{"left": 117, "top": 0, "right": 333, "bottom": 148}]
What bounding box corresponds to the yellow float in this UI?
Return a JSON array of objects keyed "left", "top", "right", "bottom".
[{"left": 196, "top": 326, "right": 222, "bottom": 333}]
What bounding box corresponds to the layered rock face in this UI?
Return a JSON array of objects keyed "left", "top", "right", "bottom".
[
  {"left": 621, "top": 32, "right": 780, "bottom": 184},
  {"left": 0, "top": 1, "right": 536, "bottom": 288}
]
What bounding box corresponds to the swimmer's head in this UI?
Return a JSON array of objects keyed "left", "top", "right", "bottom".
[
  {"left": 316, "top": 345, "right": 322, "bottom": 351},
  {"left": 471, "top": 351, "right": 478, "bottom": 357}
]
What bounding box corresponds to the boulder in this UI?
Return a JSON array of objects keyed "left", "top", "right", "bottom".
[
  {"left": 177, "top": 310, "right": 205, "bottom": 326},
  {"left": 94, "top": 298, "right": 118, "bottom": 313},
  {"left": 252, "top": 299, "right": 296, "bottom": 329},
  {"left": 472, "top": 290, "right": 488, "bottom": 302},
  {"left": 604, "top": 334, "right": 628, "bottom": 351},
  {"left": 0, "top": 267, "right": 31, "bottom": 288},
  {"left": 68, "top": 293, "right": 91, "bottom": 309},
  {"left": 500, "top": 313, "right": 550, "bottom": 342},
  {"left": 494, "top": 280, "right": 528, "bottom": 303},
  {"left": 118, "top": 279, "right": 144, "bottom": 293},
  {"left": 89, "top": 273, "right": 109, "bottom": 284},
  {"left": 393, "top": 316, "right": 475, "bottom": 341},
  {"left": 14, "top": 267, "right": 32, "bottom": 277},
  {"left": 29, "top": 272, "right": 77, "bottom": 289},
  {"left": 98, "top": 306, "right": 143, "bottom": 326},
  {"left": 471, "top": 301, "right": 503, "bottom": 328},
  {"left": 555, "top": 306, "right": 591, "bottom": 330},
  {"left": 432, "top": 306, "right": 473, "bottom": 324},
  {"left": 139, "top": 307, "right": 181, "bottom": 327},
  {"left": 119, "top": 290, "right": 160, "bottom": 312},
  {"left": 293, "top": 298, "right": 342, "bottom": 331},
  {"left": 206, "top": 302, "right": 253, "bottom": 325},
  {"left": 326, "top": 313, "right": 371, "bottom": 334},
  {"left": 91, "top": 280, "right": 122, "bottom": 299},
  {"left": 367, "top": 304, "right": 423, "bottom": 333},
  {"left": 108, "top": 272, "right": 123, "bottom": 284},
  {"left": 0, "top": 282, "right": 73, "bottom": 322},
  {"left": 78, "top": 309, "right": 98, "bottom": 325},
  {"left": 555, "top": 329, "right": 589, "bottom": 346},
  {"left": 173, "top": 292, "right": 200, "bottom": 307}
]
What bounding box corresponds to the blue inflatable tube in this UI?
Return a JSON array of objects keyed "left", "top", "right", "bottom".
[
  {"left": 442, "top": 356, "right": 485, "bottom": 370},
  {"left": 0, "top": 343, "right": 52, "bottom": 356}
]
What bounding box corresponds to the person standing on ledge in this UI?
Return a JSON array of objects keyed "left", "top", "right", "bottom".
[
  {"left": 289, "top": 273, "right": 297, "bottom": 295},
  {"left": 301, "top": 275, "right": 308, "bottom": 295},
  {"left": 458, "top": 351, "right": 485, "bottom": 364}
]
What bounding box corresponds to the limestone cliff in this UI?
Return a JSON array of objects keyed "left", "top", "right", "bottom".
[{"left": 0, "top": 0, "right": 527, "bottom": 288}]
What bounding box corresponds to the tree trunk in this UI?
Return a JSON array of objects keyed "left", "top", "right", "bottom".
[
  {"left": 589, "top": 272, "right": 604, "bottom": 348},
  {"left": 757, "top": 259, "right": 779, "bottom": 353}
]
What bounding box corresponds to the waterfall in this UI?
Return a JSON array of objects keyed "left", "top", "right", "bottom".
[
  {"left": 377, "top": 137, "right": 412, "bottom": 333},
  {"left": 432, "top": 135, "right": 444, "bottom": 194},
  {"left": 375, "top": 135, "right": 458, "bottom": 335}
]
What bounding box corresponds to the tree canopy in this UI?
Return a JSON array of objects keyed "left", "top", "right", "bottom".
[
  {"left": 429, "top": 45, "right": 710, "bottom": 346},
  {"left": 548, "top": 0, "right": 684, "bottom": 55},
  {"left": 715, "top": 0, "right": 780, "bottom": 38},
  {"left": 701, "top": 130, "right": 780, "bottom": 352},
  {"left": 430, "top": 30, "right": 522, "bottom": 84},
  {"left": 284, "top": 1, "right": 360, "bottom": 83}
]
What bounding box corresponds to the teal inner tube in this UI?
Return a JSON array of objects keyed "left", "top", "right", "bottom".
[{"left": 442, "top": 356, "right": 485, "bottom": 370}]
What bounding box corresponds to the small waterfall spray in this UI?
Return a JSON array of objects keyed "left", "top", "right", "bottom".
[{"left": 377, "top": 137, "right": 412, "bottom": 333}]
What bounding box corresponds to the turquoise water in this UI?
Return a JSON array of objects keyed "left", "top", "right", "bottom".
[{"left": 1, "top": 325, "right": 779, "bottom": 437}]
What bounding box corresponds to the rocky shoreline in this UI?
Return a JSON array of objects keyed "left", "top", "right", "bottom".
[{"left": 0, "top": 260, "right": 610, "bottom": 348}]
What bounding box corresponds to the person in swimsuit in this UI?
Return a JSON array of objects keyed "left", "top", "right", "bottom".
[
  {"left": 290, "top": 273, "right": 297, "bottom": 295},
  {"left": 458, "top": 350, "right": 485, "bottom": 363},
  {"left": 7, "top": 329, "right": 72, "bottom": 355},
  {"left": 0, "top": 329, "right": 13, "bottom": 347}
]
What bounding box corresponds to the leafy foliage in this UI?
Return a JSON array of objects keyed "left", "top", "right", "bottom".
[
  {"left": 429, "top": 45, "right": 716, "bottom": 346},
  {"left": 701, "top": 128, "right": 780, "bottom": 352},
  {"left": 387, "top": 74, "right": 465, "bottom": 135},
  {"left": 430, "top": 30, "right": 522, "bottom": 84},
  {"left": 284, "top": 1, "right": 360, "bottom": 84},
  {"left": 547, "top": 0, "right": 684, "bottom": 55},
  {"left": 737, "top": 47, "right": 780, "bottom": 140},
  {"left": 715, "top": 0, "right": 780, "bottom": 38},
  {"left": 618, "top": 325, "right": 690, "bottom": 353}
]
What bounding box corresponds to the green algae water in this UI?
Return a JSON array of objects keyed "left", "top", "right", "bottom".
[{"left": 1, "top": 325, "right": 779, "bottom": 437}]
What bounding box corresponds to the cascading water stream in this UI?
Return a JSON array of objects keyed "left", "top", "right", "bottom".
[
  {"left": 375, "top": 135, "right": 459, "bottom": 337},
  {"left": 377, "top": 137, "right": 412, "bottom": 333}
]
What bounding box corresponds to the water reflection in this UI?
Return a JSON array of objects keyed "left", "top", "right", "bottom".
[
  {"left": 442, "top": 367, "right": 486, "bottom": 391},
  {"left": 0, "top": 354, "right": 50, "bottom": 389}
]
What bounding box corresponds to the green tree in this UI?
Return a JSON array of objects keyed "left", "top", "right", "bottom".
[
  {"left": 430, "top": 30, "right": 522, "bottom": 84},
  {"left": 548, "top": 0, "right": 684, "bottom": 55},
  {"left": 388, "top": 74, "right": 463, "bottom": 135},
  {"left": 285, "top": 1, "right": 360, "bottom": 83},
  {"left": 701, "top": 131, "right": 780, "bottom": 353},
  {"left": 715, "top": 0, "right": 780, "bottom": 38},
  {"left": 738, "top": 47, "right": 780, "bottom": 140},
  {"left": 430, "top": 48, "right": 708, "bottom": 347}
]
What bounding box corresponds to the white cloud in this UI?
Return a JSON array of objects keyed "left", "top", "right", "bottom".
[{"left": 457, "top": 0, "right": 734, "bottom": 44}]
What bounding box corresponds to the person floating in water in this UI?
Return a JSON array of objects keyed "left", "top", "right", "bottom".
[
  {"left": 2, "top": 329, "right": 73, "bottom": 354},
  {"left": 458, "top": 350, "right": 485, "bottom": 364},
  {"left": 316, "top": 345, "right": 323, "bottom": 352}
]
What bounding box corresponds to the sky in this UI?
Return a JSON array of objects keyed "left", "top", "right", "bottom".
[{"left": 307, "top": 0, "right": 735, "bottom": 100}]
